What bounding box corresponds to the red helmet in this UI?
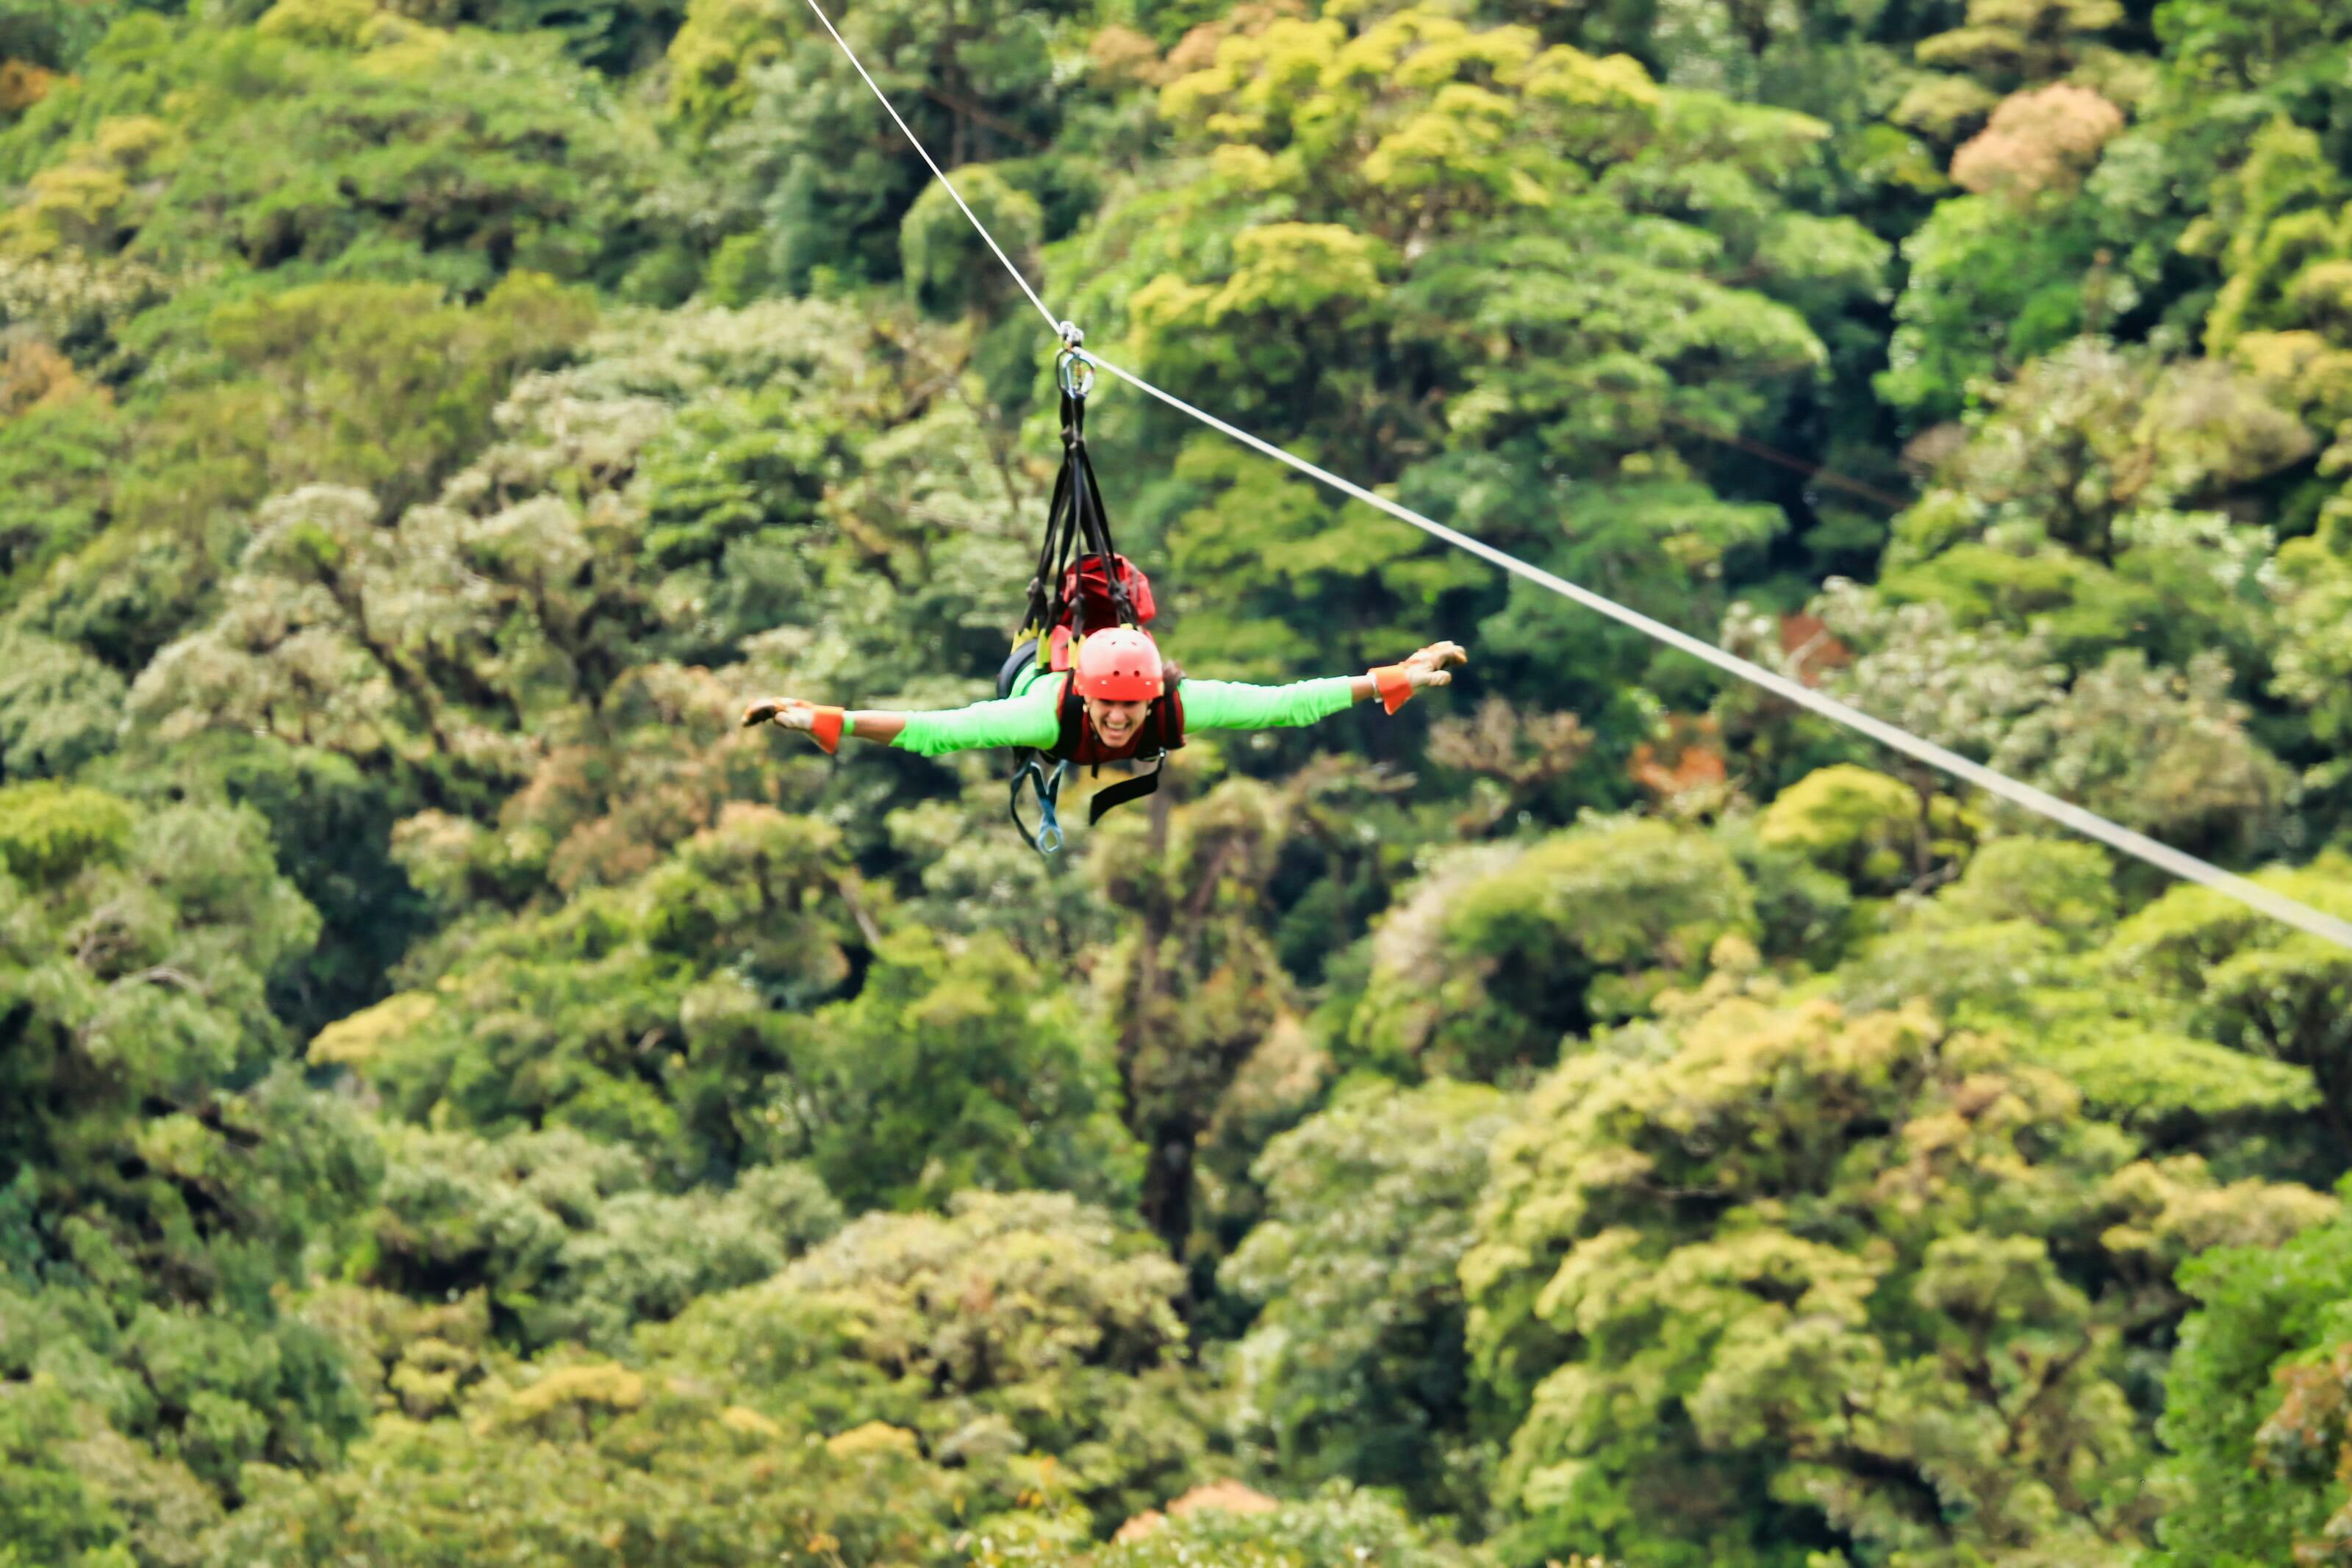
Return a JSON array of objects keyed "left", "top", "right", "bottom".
[{"left": 1071, "top": 627, "right": 1164, "bottom": 701}]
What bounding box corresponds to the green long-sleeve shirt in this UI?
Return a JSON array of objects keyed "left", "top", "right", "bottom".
[{"left": 892, "top": 669, "right": 1357, "bottom": 758}]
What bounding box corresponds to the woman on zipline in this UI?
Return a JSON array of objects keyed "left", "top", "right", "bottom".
[
  {"left": 741, "top": 630, "right": 1466, "bottom": 761},
  {"left": 739, "top": 342, "right": 1463, "bottom": 844}
]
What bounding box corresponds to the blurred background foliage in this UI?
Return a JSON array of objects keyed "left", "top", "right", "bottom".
[{"left": 4, "top": 0, "right": 2352, "bottom": 1562}]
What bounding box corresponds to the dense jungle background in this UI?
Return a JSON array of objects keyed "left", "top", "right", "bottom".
[{"left": 5, "top": 0, "right": 2352, "bottom": 1561}]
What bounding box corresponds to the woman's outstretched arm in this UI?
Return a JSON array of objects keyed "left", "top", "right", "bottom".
[
  {"left": 1181, "top": 641, "right": 1469, "bottom": 731},
  {"left": 740, "top": 680, "right": 1063, "bottom": 755}
]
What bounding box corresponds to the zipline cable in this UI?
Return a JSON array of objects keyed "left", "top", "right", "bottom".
[
  {"left": 795, "top": 0, "right": 1063, "bottom": 339},
  {"left": 1081, "top": 355, "right": 2352, "bottom": 950},
  {"left": 797, "top": 0, "right": 2352, "bottom": 954}
]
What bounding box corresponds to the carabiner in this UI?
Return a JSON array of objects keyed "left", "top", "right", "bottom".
[{"left": 1009, "top": 755, "right": 1069, "bottom": 855}]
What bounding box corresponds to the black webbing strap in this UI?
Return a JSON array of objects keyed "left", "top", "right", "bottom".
[
  {"left": 996, "top": 638, "right": 1060, "bottom": 853},
  {"left": 1056, "top": 383, "right": 1136, "bottom": 637},
  {"left": 1086, "top": 752, "right": 1164, "bottom": 824},
  {"left": 1025, "top": 418, "right": 1074, "bottom": 639}
]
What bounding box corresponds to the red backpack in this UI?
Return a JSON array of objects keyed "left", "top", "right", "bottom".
[{"left": 1039, "top": 553, "right": 1156, "bottom": 673}]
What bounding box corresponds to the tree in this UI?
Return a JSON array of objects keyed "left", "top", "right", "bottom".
[
  {"left": 1949, "top": 83, "right": 2126, "bottom": 198},
  {"left": 1911, "top": 0, "right": 2126, "bottom": 96},
  {"left": 1222, "top": 1078, "right": 1513, "bottom": 1519},
  {"left": 2273, "top": 525, "right": 2352, "bottom": 755},
  {"left": 0, "top": 1378, "right": 135, "bottom": 1568},
  {"left": 1084, "top": 1481, "right": 1480, "bottom": 1568},
  {"left": 200, "top": 275, "right": 596, "bottom": 516},
  {"left": 1092, "top": 777, "right": 1311, "bottom": 1262},
  {"left": 204, "top": 1362, "right": 969, "bottom": 1567},
  {"left": 351, "top": 1125, "right": 841, "bottom": 1351},
  {"left": 1461, "top": 988, "right": 2330, "bottom": 1567},
  {"left": 0, "top": 627, "right": 126, "bottom": 780},
  {"left": 1055, "top": 4, "right": 1879, "bottom": 716},
  {"left": 315, "top": 805, "right": 871, "bottom": 1179},
  {"left": 788, "top": 927, "right": 1143, "bottom": 1213},
  {"left": 1882, "top": 340, "right": 2307, "bottom": 605},
  {"left": 1875, "top": 191, "right": 2109, "bottom": 424},
  {"left": 1, "top": 12, "right": 670, "bottom": 299},
  {"left": 0, "top": 783, "right": 379, "bottom": 1506},
  {"left": 1757, "top": 763, "right": 1935, "bottom": 892},
  {"left": 675, "top": 0, "right": 1083, "bottom": 292},
  {"left": 645, "top": 1190, "right": 1210, "bottom": 1536},
  {"left": 2152, "top": 1195, "right": 2352, "bottom": 1567},
  {"left": 1986, "top": 649, "right": 2294, "bottom": 857},
  {"left": 1348, "top": 817, "right": 1756, "bottom": 1080},
  {"left": 2155, "top": 0, "right": 2351, "bottom": 93},
  {"left": 1756, "top": 586, "right": 2067, "bottom": 764},
  {"left": 2104, "top": 857, "right": 2352, "bottom": 1155}
]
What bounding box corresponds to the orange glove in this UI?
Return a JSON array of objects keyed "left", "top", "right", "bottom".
[
  {"left": 1370, "top": 664, "right": 1415, "bottom": 714},
  {"left": 742, "top": 699, "right": 847, "bottom": 755}
]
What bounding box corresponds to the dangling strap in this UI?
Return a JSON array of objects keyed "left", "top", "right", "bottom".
[
  {"left": 1371, "top": 665, "right": 1414, "bottom": 715},
  {"left": 1086, "top": 752, "right": 1164, "bottom": 824},
  {"left": 1008, "top": 752, "right": 1068, "bottom": 855}
]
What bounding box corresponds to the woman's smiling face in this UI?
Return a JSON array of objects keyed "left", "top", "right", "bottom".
[{"left": 1083, "top": 694, "right": 1150, "bottom": 749}]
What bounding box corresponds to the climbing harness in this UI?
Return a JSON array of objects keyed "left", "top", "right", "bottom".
[
  {"left": 795, "top": 0, "right": 2352, "bottom": 951},
  {"left": 997, "top": 326, "right": 1177, "bottom": 854}
]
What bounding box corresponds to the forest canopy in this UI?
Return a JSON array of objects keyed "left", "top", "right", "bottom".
[{"left": 5, "top": 0, "right": 2352, "bottom": 1563}]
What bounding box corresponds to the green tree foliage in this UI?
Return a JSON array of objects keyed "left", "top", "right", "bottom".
[
  {"left": 1090, "top": 776, "right": 1327, "bottom": 1254},
  {"left": 668, "top": 1192, "right": 1208, "bottom": 1526},
  {"left": 1349, "top": 818, "right": 1755, "bottom": 1079},
  {"left": 1877, "top": 342, "right": 2306, "bottom": 660},
  {"left": 1057, "top": 5, "right": 1881, "bottom": 708},
  {"left": 801, "top": 927, "right": 1143, "bottom": 1212},
  {"left": 0, "top": 1377, "right": 136, "bottom": 1568},
  {"left": 326, "top": 805, "right": 1141, "bottom": 1206},
  {"left": 1462, "top": 988, "right": 2331, "bottom": 1567},
  {"left": 0, "top": 394, "right": 118, "bottom": 597},
  {"left": 201, "top": 276, "right": 597, "bottom": 514},
  {"left": 352, "top": 1126, "right": 842, "bottom": 1351},
  {"left": 1806, "top": 832, "right": 2332, "bottom": 1161},
  {"left": 2151, "top": 1195, "right": 2352, "bottom": 1567},
  {"left": 1100, "top": 8, "right": 1856, "bottom": 457},
  {"left": 1878, "top": 188, "right": 2106, "bottom": 424},
  {"left": 0, "top": 10, "right": 669, "bottom": 298},
  {"left": 2103, "top": 858, "right": 2352, "bottom": 1153},
  {"left": 316, "top": 806, "right": 870, "bottom": 1171},
  {"left": 1986, "top": 648, "right": 2295, "bottom": 855},
  {"left": 0, "top": 627, "right": 127, "bottom": 780},
  {"left": 1757, "top": 763, "right": 1932, "bottom": 891},
  {"left": 0, "top": 270, "right": 589, "bottom": 706},
  {"left": 11, "top": 0, "right": 2352, "bottom": 1561},
  {"left": 671, "top": 0, "right": 1089, "bottom": 295},
  {"left": 206, "top": 1362, "right": 973, "bottom": 1566},
  {"left": 215, "top": 1193, "right": 1208, "bottom": 1564},
  {"left": 0, "top": 783, "right": 379, "bottom": 1510},
  {"left": 1222, "top": 1078, "right": 1512, "bottom": 1517}
]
